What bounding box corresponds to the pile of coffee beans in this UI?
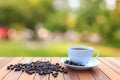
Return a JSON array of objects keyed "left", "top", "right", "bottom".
[
  {"left": 7, "top": 61, "right": 68, "bottom": 78},
  {"left": 64, "top": 60, "right": 85, "bottom": 66}
]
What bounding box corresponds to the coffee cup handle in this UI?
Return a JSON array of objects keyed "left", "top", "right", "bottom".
[
  {"left": 89, "top": 50, "right": 100, "bottom": 61},
  {"left": 93, "top": 50, "right": 100, "bottom": 59}
]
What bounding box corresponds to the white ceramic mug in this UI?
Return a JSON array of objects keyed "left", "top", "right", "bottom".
[{"left": 68, "top": 46, "right": 100, "bottom": 65}]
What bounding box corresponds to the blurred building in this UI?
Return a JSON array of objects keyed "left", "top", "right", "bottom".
[{"left": 0, "top": 27, "right": 9, "bottom": 40}]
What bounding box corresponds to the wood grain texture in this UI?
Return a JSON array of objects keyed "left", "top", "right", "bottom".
[
  {"left": 98, "top": 58, "right": 120, "bottom": 80},
  {"left": 77, "top": 70, "right": 95, "bottom": 80},
  {"left": 49, "top": 57, "right": 64, "bottom": 80},
  {"left": 0, "top": 57, "right": 120, "bottom": 80},
  {"left": 105, "top": 57, "right": 120, "bottom": 68},
  {"left": 0, "top": 57, "right": 23, "bottom": 80},
  {"left": 89, "top": 67, "right": 110, "bottom": 80},
  {"left": 0, "top": 58, "right": 13, "bottom": 69},
  {"left": 18, "top": 57, "right": 41, "bottom": 80},
  {"left": 2, "top": 57, "right": 32, "bottom": 80},
  {"left": 64, "top": 68, "right": 79, "bottom": 80},
  {"left": 62, "top": 57, "right": 79, "bottom": 80},
  {"left": 99, "top": 58, "right": 120, "bottom": 74}
]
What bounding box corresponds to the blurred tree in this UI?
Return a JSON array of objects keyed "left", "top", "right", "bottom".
[
  {"left": 99, "top": 0, "right": 120, "bottom": 47},
  {"left": 0, "top": 0, "right": 54, "bottom": 29},
  {"left": 76, "top": 0, "right": 120, "bottom": 47},
  {"left": 0, "top": 6, "right": 24, "bottom": 26},
  {"left": 76, "top": 0, "right": 103, "bottom": 32},
  {"left": 0, "top": 0, "right": 120, "bottom": 47},
  {"left": 44, "top": 10, "right": 67, "bottom": 32}
]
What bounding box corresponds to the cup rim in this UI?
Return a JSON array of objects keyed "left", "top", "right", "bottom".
[{"left": 68, "top": 46, "right": 94, "bottom": 51}]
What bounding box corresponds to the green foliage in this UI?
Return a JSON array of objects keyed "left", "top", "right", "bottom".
[
  {"left": 76, "top": 0, "right": 103, "bottom": 32},
  {"left": 76, "top": 0, "right": 120, "bottom": 47},
  {"left": 99, "top": 9, "right": 120, "bottom": 46},
  {"left": 0, "top": 0, "right": 120, "bottom": 47},
  {"left": 0, "top": 0, "right": 54, "bottom": 29},
  {"left": 45, "top": 10, "right": 67, "bottom": 32},
  {"left": 0, "top": 6, "right": 23, "bottom": 26}
]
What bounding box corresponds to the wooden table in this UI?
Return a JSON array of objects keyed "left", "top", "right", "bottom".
[{"left": 0, "top": 57, "right": 120, "bottom": 80}]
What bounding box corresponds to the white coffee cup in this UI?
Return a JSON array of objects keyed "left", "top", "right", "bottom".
[{"left": 68, "top": 46, "right": 100, "bottom": 65}]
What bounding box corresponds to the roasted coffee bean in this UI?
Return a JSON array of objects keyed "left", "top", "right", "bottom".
[
  {"left": 65, "top": 60, "right": 69, "bottom": 64},
  {"left": 15, "top": 68, "right": 21, "bottom": 71},
  {"left": 43, "top": 72, "right": 47, "bottom": 75},
  {"left": 22, "top": 69, "right": 24, "bottom": 72},
  {"left": 28, "top": 71, "right": 34, "bottom": 74},
  {"left": 7, "top": 60, "right": 68, "bottom": 78},
  {"left": 55, "top": 63, "right": 59, "bottom": 66},
  {"left": 63, "top": 69, "right": 68, "bottom": 74},
  {"left": 39, "top": 71, "right": 44, "bottom": 75},
  {"left": 10, "top": 64, "right": 13, "bottom": 67},
  {"left": 61, "top": 67, "right": 64, "bottom": 70},
  {"left": 64, "top": 60, "right": 85, "bottom": 66},
  {"left": 7, "top": 66, "right": 11, "bottom": 70},
  {"left": 59, "top": 69, "right": 63, "bottom": 72},
  {"left": 52, "top": 72, "right": 58, "bottom": 78},
  {"left": 11, "top": 67, "right": 14, "bottom": 70}
]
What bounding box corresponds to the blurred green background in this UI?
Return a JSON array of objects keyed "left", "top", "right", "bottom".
[{"left": 0, "top": 0, "right": 120, "bottom": 56}]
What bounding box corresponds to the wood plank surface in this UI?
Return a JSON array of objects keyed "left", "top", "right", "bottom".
[
  {"left": 0, "top": 57, "right": 119, "bottom": 80},
  {"left": 0, "top": 58, "right": 13, "bottom": 69},
  {"left": 105, "top": 57, "right": 120, "bottom": 68},
  {"left": 18, "top": 57, "right": 41, "bottom": 80},
  {"left": 77, "top": 70, "right": 95, "bottom": 80},
  {"left": 99, "top": 58, "right": 120, "bottom": 74},
  {"left": 89, "top": 67, "right": 110, "bottom": 80},
  {"left": 49, "top": 57, "right": 64, "bottom": 80},
  {"left": 62, "top": 58, "right": 79, "bottom": 80},
  {"left": 64, "top": 68, "right": 79, "bottom": 80},
  {"left": 2, "top": 57, "right": 32, "bottom": 80},
  {"left": 0, "top": 57, "right": 23, "bottom": 80},
  {"left": 98, "top": 58, "right": 120, "bottom": 80}
]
